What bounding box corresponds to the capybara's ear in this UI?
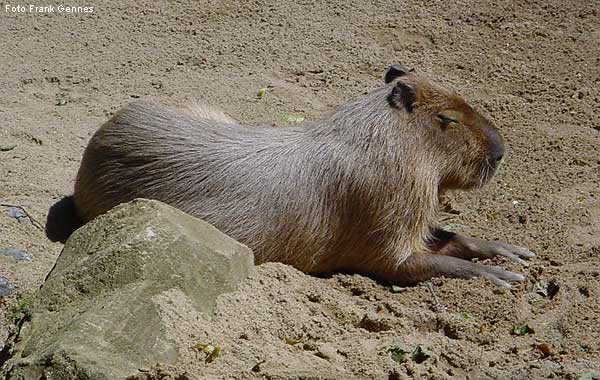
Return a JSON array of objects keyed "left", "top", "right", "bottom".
[
  {"left": 384, "top": 64, "right": 411, "bottom": 84},
  {"left": 388, "top": 82, "right": 416, "bottom": 113}
]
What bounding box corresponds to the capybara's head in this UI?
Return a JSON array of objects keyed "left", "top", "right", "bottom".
[{"left": 384, "top": 64, "right": 505, "bottom": 190}]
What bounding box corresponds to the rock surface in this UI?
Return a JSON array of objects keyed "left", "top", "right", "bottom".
[{"left": 1, "top": 199, "right": 255, "bottom": 380}]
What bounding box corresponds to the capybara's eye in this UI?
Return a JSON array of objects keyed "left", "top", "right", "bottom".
[{"left": 436, "top": 114, "right": 458, "bottom": 126}]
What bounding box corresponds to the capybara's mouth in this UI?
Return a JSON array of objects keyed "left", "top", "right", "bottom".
[{"left": 474, "top": 159, "right": 499, "bottom": 189}]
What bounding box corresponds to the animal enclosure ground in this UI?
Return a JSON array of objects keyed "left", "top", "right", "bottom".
[{"left": 0, "top": 0, "right": 599, "bottom": 379}]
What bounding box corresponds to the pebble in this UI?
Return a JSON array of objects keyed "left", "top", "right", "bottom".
[
  {"left": 6, "top": 207, "right": 26, "bottom": 220},
  {"left": 0, "top": 248, "right": 33, "bottom": 261},
  {"left": 0, "top": 144, "right": 17, "bottom": 152},
  {"left": 0, "top": 276, "right": 15, "bottom": 297}
]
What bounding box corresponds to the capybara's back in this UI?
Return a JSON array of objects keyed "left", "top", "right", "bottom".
[{"left": 70, "top": 100, "right": 364, "bottom": 272}]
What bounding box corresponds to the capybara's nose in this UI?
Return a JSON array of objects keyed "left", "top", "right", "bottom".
[{"left": 485, "top": 126, "right": 505, "bottom": 165}]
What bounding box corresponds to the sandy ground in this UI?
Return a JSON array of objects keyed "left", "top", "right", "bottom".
[{"left": 1, "top": 0, "right": 599, "bottom": 378}]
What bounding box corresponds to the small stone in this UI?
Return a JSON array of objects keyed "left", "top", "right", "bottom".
[
  {"left": 0, "top": 144, "right": 17, "bottom": 152},
  {"left": 0, "top": 248, "right": 33, "bottom": 261},
  {"left": 391, "top": 285, "right": 407, "bottom": 293},
  {"left": 6, "top": 207, "right": 26, "bottom": 220},
  {"left": 0, "top": 276, "right": 15, "bottom": 297},
  {"left": 536, "top": 343, "right": 552, "bottom": 357}
]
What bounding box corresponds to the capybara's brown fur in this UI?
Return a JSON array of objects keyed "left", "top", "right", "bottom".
[{"left": 47, "top": 65, "right": 533, "bottom": 287}]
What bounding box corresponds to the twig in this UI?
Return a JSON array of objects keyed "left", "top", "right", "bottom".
[
  {"left": 426, "top": 282, "right": 443, "bottom": 309},
  {"left": 1, "top": 203, "right": 44, "bottom": 231}
]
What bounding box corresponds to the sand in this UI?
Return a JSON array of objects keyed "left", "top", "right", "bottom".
[{"left": 1, "top": 0, "right": 599, "bottom": 378}]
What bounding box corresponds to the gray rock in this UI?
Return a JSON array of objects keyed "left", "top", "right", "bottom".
[
  {"left": 0, "top": 248, "right": 33, "bottom": 261},
  {"left": 6, "top": 207, "right": 26, "bottom": 220},
  {"left": 0, "top": 276, "right": 15, "bottom": 297},
  {"left": 1, "top": 198, "right": 255, "bottom": 379}
]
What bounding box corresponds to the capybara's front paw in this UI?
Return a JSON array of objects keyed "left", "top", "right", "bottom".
[
  {"left": 466, "top": 261, "right": 526, "bottom": 288},
  {"left": 402, "top": 254, "right": 527, "bottom": 289},
  {"left": 458, "top": 235, "right": 536, "bottom": 265},
  {"left": 438, "top": 255, "right": 526, "bottom": 288}
]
